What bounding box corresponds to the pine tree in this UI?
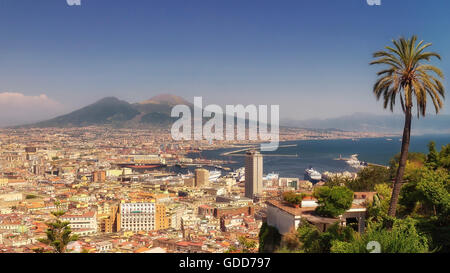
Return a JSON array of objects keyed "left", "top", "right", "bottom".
[
  {"left": 38, "top": 210, "right": 79, "bottom": 253},
  {"left": 426, "top": 141, "right": 440, "bottom": 170}
]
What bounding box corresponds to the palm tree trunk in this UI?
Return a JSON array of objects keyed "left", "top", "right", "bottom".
[{"left": 388, "top": 106, "right": 412, "bottom": 217}]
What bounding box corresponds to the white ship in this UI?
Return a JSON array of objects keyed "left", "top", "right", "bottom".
[
  {"left": 178, "top": 170, "right": 193, "bottom": 179},
  {"left": 304, "top": 167, "right": 322, "bottom": 182},
  {"left": 209, "top": 170, "right": 222, "bottom": 182},
  {"left": 346, "top": 154, "right": 368, "bottom": 169},
  {"left": 230, "top": 167, "right": 245, "bottom": 182},
  {"left": 238, "top": 175, "right": 245, "bottom": 182},
  {"left": 263, "top": 172, "right": 279, "bottom": 181}
]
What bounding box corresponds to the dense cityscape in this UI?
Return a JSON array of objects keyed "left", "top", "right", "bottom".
[{"left": 0, "top": 126, "right": 385, "bottom": 253}]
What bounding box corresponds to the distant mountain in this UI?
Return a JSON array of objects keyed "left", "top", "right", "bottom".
[
  {"left": 21, "top": 96, "right": 450, "bottom": 134},
  {"left": 132, "top": 94, "right": 193, "bottom": 119},
  {"left": 29, "top": 97, "right": 140, "bottom": 127},
  {"left": 138, "top": 94, "right": 192, "bottom": 106},
  {"left": 23, "top": 94, "right": 192, "bottom": 128},
  {"left": 282, "top": 112, "right": 450, "bottom": 134},
  {"left": 21, "top": 94, "right": 257, "bottom": 129}
]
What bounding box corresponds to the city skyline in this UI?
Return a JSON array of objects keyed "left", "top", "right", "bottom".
[{"left": 1, "top": 0, "right": 450, "bottom": 125}]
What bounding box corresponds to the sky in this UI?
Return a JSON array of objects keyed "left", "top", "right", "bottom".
[{"left": 1, "top": 0, "right": 450, "bottom": 125}]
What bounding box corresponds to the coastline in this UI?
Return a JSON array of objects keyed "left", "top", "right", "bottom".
[{"left": 192, "top": 134, "right": 450, "bottom": 178}]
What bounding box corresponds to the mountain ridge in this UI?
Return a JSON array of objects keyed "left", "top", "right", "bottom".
[
  {"left": 281, "top": 112, "right": 450, "bottom": 134},
  {"left": 15, "top": 95, "right": 450, "bottom": 134},
  {"left": 19, "top": 94, "right": 191, "bottom": 128}
]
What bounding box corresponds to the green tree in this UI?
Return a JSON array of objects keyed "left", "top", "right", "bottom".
[
  {"left": 367, "top": 183, "right": 392, "bottom": 221},
  {"left": 295, "top": 220, "right": 356, "bottom": 253},
  {"left": 397, "top": 164, "right": 428, "bottom": 216},
  {"left": 389, "top": 152, "right": 427, "bottom": 175},
  {"left": 296, "top": 220, "right": 322, "bottom": 252},
  {"left": 347, "top": 166, "right": 391, "bottom": 192},
  {"left": 416, "top": 169, "right": 450, "bottom": 217},
  {"left": 39, "top": 210, "right": 78, "bottom": 253},
  {"left": 438, "top": 144, "right": 450, "bottom": 171},
  {"left": 416, "top": 216, "right": 450, "bottom": 253},
  {"left": 258, "top": 222, "right": 282, "bottom": 253},
  {"left": 371, "top": 35, "right": 445, "bottom": 217},
  {"left": 237, "top": 236, "right": 257, "bottom": 253},
  {"left": 314, "top": 186, "right": 354, "bottom": 218},
  {"left": 331, "top": 218, "right": 429, "bottom": 253},
  {"left": 426, "top": 141, "right": 440, "bottom": 170},
  {"left": 399, "top": 168, "right": 449, "bottom": 217},
  {"left": 414, "top": 173, "right": 450, "bottom": 253}
]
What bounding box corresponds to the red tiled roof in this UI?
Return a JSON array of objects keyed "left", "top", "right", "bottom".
[{"left": 61, "top": 211, "right": 95, "bottom": 218}]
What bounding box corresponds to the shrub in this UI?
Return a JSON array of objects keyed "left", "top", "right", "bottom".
[
  {"left": 331, "top": 218, "right": 429, "bottom": 253},
  {"left": 282, "top": 191, "right": 305, "bottom": 207}
]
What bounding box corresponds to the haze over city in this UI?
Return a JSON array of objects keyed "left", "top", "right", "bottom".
[{"left": 1, "top": 0, "right": 450, "bottom": 127}]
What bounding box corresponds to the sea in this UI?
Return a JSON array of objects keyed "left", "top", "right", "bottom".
[{"left": 187, "top": 134, "right": 450, "bottom": 178}]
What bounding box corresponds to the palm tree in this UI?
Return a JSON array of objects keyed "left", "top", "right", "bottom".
[{"left": 370, "top": 35, "right": 445, "bottom": 217}]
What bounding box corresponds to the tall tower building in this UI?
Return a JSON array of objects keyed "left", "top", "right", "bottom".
[
  {"left": 245, "top": 150, "right": 263, "bottom": 199},
  {"left": 195, "top": 168, "right": 210, "bottom": 187}
]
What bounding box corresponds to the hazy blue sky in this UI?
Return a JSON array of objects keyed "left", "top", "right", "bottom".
[{"left": 1, "top": 0, "right": 450, "bottom": 123}]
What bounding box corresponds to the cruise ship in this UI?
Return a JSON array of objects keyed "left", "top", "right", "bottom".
[
  {"left": 263, "top": 172, "right": 279, "bottom": 181},
  {"left": 178, "top": 171, "right": 193, "bottom": 179},
  {"left": 304, "top": 167, "right": 322, "bottom": 183},
  {"left": 209, "top": 170, "right": 222, "bottom": 182}
]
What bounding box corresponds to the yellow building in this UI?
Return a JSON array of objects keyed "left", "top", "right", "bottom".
[
  {"left": 97, "top": 202, "right": 119, "bottom": 233},
  {"left": 106, "top": 169, "right": 123, "bottom": 177},
  {"left": 0, "top": 178, "right": 8, "bottom": 187},
  {"left": 155, "top": 203, "right": 170, "bottom": 230}
]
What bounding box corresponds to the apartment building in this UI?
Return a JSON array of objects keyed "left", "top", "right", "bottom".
[
  {"left": 97, "top": 202, "right": 119, "bottom": 233},
  {"left": 61, "top": 210, "right": 98, "bottom": 235},
  {"left": 120, "top": 201, "right": 169, "bottom": 232}
]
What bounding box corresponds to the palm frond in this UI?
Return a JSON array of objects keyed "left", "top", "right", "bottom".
[{"left": 370, "top": 35, "right": 445, "bottom": 117}]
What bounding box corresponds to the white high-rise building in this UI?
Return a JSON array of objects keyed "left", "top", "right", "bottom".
[{"left": 245, "top": 150, "right": 263, "bottom": 199}]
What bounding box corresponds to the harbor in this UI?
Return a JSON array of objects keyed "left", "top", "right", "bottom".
[{"left": 334, "top": 154, "right": 388, "bottom": 168}]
